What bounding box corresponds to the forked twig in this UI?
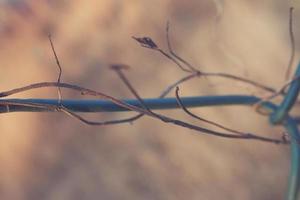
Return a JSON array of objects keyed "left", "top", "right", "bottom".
[
  {"left": 48, "top": 34, "right": 62, "bottom": 104},
  {"left": 0, "top": 22, "right": 292, "bottom": 144},
  {"left": 109, "top": 64, "right": 287, "bottom": 144},
  {"left": 166, "top": 21, "right": 198, "bottom": 72},
  {"left": 110, "top": 64, "right": 152, "bottom": 113},
  {"left": 47, "top": 38, "right": 151, "bottom": 126},
  {"left": 159, "top": 72, "right": 200, "bottom": 98},
  {"left": 0, "top": 81, "right": 156, "bottom": 123},
  {"left": 133, "top": 24, "right": 277, "bottom": 94},
  {"left": 132, "top": 36, "right": 194, "bottom": 73},
  {"left": 99, "top": 72, "right": 201, "bottom": 125}
]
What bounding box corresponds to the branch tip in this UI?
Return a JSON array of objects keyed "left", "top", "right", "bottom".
[{"left": 132, "top": 36, "right": 158, "bottom": 49}]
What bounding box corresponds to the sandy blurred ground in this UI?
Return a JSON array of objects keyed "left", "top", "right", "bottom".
[{"left": 0, "top": 0, "right": 299, "bottom": 199}]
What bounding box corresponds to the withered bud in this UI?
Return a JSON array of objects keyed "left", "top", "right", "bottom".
[{"left": 132, "top": 36, "right": 158, "bottom": 49}]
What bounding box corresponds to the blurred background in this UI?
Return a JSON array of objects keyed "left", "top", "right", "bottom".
[{"left": 0, "top": 0, "right": 299, "bottom": 199}]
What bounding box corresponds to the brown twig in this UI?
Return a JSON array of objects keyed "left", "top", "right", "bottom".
[
  {"left": 166, "top": 21, "right": 198, "bottom": 72},
  {"left": 175, "top": 86, "right": 246, "bottom": 136},
  {"left": 60, "top": 107, "right": 143, "bottom": 126},
  {"left": 201, "top": 72, "right": 276, "bottom": 93},
  {"left": 132, "top": 36, "right": 194, "bottom": 73},
  {"left": 159, "top": 72, "right": 200, "bottom": 98},
  {"left": 48, "top": 34, "right": 62, "bottom": 104},
  {"left": 0, "top": 22, "right": 292, "bottom": 143},
  {"left": 134, "top": 22, "right": 300, "bottom": 110},
  {"left": 110, "top": 64, "right": 154, "bottom": 114},
  {"left": 0, "top": 67, "right": 288, "bottom": 144},
  {"left": 285, "top": 7, "right": 295, "bottom": 80},
  {"left": 49, "top": 37, "right": 147, "bottom": 126},
  {"left": 133, "top": 30, "right": 277, "bottom": 94},
  {"left": 0, "top": 81, "right": 152, "bottom": 116},
  {"left": 0, "top": 100, "right": 58, "bottom": 111},
  {"left": 101, "top": 72, "right": 202, "bottom": 125},
  {"left": 109, "top": 64, "right": 287, "bottom": 144}
]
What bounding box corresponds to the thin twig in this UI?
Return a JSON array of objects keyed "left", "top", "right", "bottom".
[
  {"left": 60, "top": 107, "right": 143, "bottom": 126},
  {"left": 49, "top": 35, "right": 139, "bottom": 126},
  {"left": 175, "top": 86, "right": 246, "bottom": 136},
  {"left": 201, "top": 72, "right": 276, "bottom": 93},
  {"left": 48, "top": 34, "right": 62, "bottom": 104},
  {"left": 167, "top": 22, "right": 300, "bottom": 107},
  {"left": 0, "top": 100, "right": 58, "bottom": 110},
  {"left": 109, "top": 64, "right": 287, "bottom": 144},
  {"left": 102, "top": 72, "right": 201, "bottom": 125},
  {"left": 110, "top": 64, "right": 153, "bottom": 114},
  {"left": 285, "top": 7, "right": 295, "bottom": 80},
  {"left": 166, "top": 21, "right": 198, "bottom": 72},
  {"left": 0, "top": 80, "right": 288, "bottom": 144},
  {"left": 132, "top": 36, "right": 194, "bottom": 73},
  {"left": 0, "top": 82, "right": 151, "bottom": 115},
  {"left": 133, "top": 32, "right": 277, "bottom": 94},
  {"left": 160, "top": 72, "right": 200, "bottom": 98}
]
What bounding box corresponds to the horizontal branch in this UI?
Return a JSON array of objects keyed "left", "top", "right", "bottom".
[{"left": 0, "top": 95, "right": 263, "bottom": 113}]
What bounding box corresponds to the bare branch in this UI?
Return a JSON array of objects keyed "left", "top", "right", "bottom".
[
  {"left": 133, "top": 28, "right": 278, "bottom": 94},
  {"left": 110, "top": 64, "right": 287, "bottom": 144},
  {"left": 0, "top": 19, "right": 293, "bottom": 144}
]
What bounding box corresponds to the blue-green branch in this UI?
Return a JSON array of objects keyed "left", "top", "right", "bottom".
[{"left": 0, "top": 95, "right": 262, "bottom": 113}]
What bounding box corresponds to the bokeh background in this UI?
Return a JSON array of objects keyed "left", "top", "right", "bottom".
[{"left": 0, "top": 0, "right": 299, "bottom": 199}]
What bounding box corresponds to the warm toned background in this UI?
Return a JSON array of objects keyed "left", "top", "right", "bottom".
[{"left": 0, "top": 0, "right": 299, "bottom": 199}]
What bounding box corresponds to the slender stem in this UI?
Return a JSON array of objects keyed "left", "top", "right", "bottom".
[{"left": 284, "top": 118, "right": 300, "bottom": 200}]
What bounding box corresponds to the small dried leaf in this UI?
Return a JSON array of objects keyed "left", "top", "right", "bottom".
[{"left": 132, "top": 36, "right": 158, "bottom": 49}]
